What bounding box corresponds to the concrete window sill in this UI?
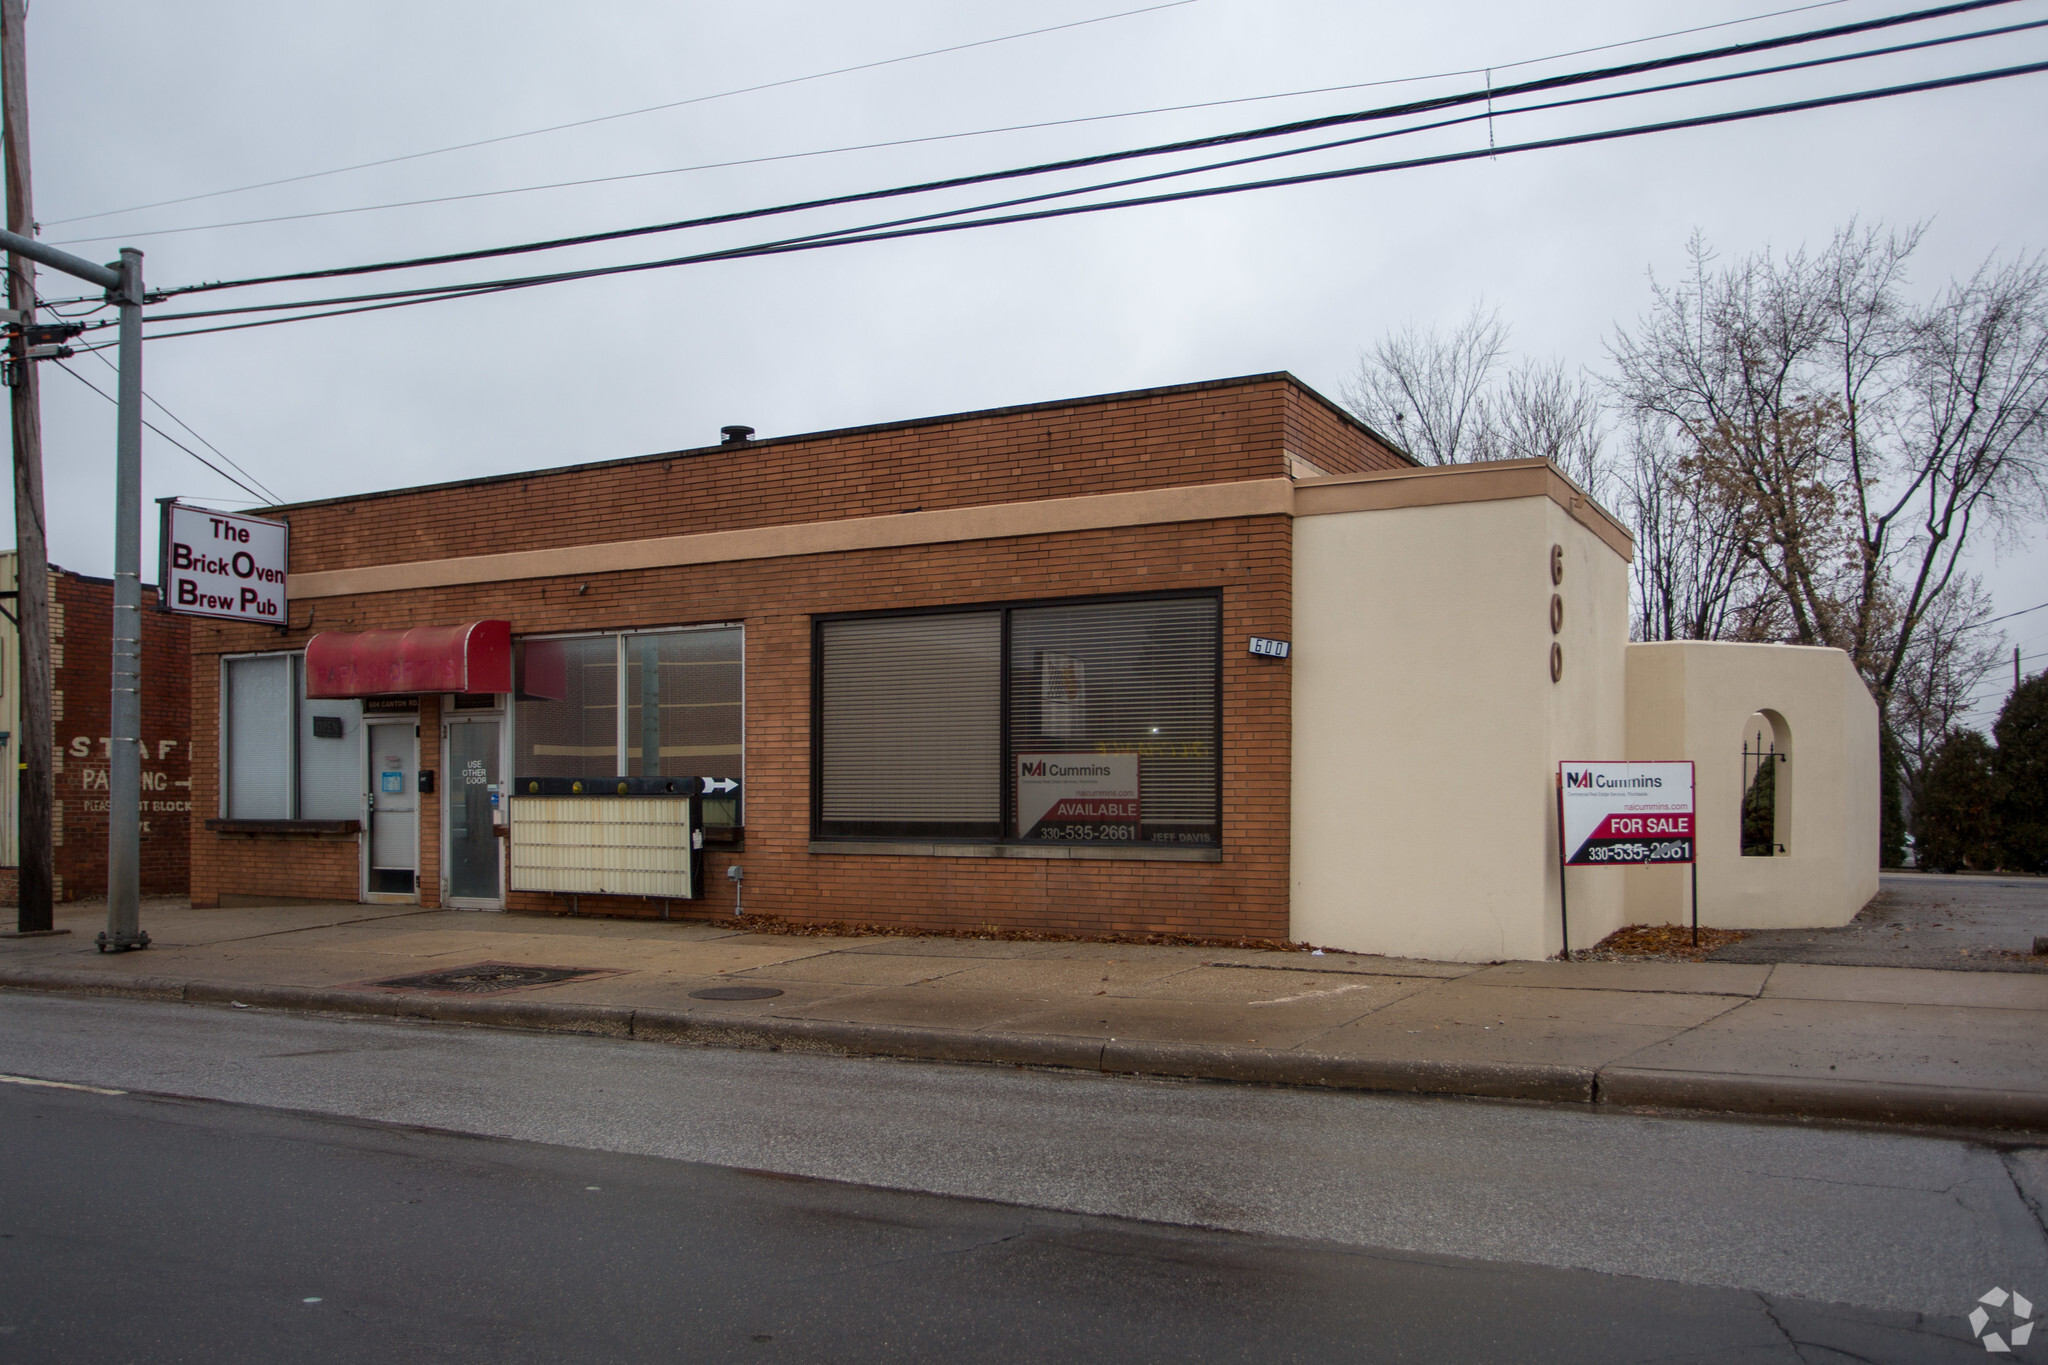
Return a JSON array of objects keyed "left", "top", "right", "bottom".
[
  {"left": 808, "top": 840, "right": 1222, "bottom": 862},
  {"left": 204, "top": 818, "right": 362, "bottom": 838}
]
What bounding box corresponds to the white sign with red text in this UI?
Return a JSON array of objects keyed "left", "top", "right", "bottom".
[
  {"left": 1016, "top": 752, "right": 1139, "bottom": 842},
  {"left": 1560, "top": 761, "right": 1695, "bottom": 865},
  {"left": 160, "top": 503, "right": 289, "bottom": 624}
]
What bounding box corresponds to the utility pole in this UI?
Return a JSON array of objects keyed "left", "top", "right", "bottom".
[{"left": 2, "top": 0, "right": 54, "bottom": 937}]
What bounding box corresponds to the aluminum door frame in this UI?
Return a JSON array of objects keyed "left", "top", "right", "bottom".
[{"left": 441, "top": 709, "right": 507, "bottom": 910}]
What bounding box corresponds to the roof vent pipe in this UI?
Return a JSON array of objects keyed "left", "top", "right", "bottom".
[{"left": 721, "top": 425, "right": 755, "bottom": 445}]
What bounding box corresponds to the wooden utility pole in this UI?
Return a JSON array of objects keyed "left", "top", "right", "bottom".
[{"left": 3, "top": 0, "right": 54, "bottom": 934}]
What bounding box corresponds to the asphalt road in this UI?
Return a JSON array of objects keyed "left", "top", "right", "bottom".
[
  {"left": 1711, "top": 872, "right": 2048, "bottom": 972},
  {"left": 1, "top": 992, "right": 2041, "bottom": 1361}
]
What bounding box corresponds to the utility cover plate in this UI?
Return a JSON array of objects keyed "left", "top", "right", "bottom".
[
  {"left": 688, "top": 985, "right": 783, "bottom": 1001},
  {"left": 364, "top": 962, "right": 621, "bottom": 994}
]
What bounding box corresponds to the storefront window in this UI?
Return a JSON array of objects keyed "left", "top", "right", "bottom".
[
  {"left": 221, "top": 653, "right": 365, "bottom": 820},
  {"left": 514, "top": 626, "right": 743, "bottom": 824},
  {"left": 813, "top": 594, "right": 1219, "bottom": 846},
  {"left": 816, "top": 612, "right": 1001, "bottom": 840}
]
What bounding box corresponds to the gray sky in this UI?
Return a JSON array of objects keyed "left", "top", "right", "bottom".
[{"left": 13, "top": 0, "right": 2048, "bottom": 722}]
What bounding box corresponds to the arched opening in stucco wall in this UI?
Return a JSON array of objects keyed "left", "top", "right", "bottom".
[{"left": 1740, "top": 709, "right": 1792, "bottom": 856}]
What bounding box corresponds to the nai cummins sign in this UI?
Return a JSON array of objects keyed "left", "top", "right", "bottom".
[
  {"left": 159, "top": 502, "right": 289, "bottom": 624},
  {"left": 1559, "top": 761, "right": 1695, "bottom": 865}
]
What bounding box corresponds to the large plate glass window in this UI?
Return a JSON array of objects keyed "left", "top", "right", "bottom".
[
  {"left": 816, "top": 612, "right": 1001, "bottom": 840},
  {"left": 812, "top": 594, "right": 1219, "bottom": 847},
  {"left": 220, "top": 653, "right": 365, "bottom": 820},
  {"left": 1009, "top": 597, "right": 1218, "bottom": 847},
  {"left": 513, "top": 625, "right": 743, "bottom": 825}
]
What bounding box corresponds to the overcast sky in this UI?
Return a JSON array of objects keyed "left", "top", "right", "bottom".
[{"left": 12, "top": 0, "right": 2048, "bottom": 722}]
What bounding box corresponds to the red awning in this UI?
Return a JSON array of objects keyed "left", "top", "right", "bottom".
[{"left": 304, "top": 620, "right": 513, "bottom": 698}]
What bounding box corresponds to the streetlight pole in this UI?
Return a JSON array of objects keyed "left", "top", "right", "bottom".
[
  {"left": 0, "top": 228, "right": 148, "bottom": 952},
  {"left": 102, "top": 247, "right": 144, "bottom": 951}
]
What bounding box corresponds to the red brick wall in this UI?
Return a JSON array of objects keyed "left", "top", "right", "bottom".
[
  {"left": 277, "top": 373, "right": 1402, "bottom": 575},
  {"left": 189, "top": 376, "right": 1356, "bottom": 937},
  {"left": 194, "top": 519, "right": 1292, "bottom": 935},
  {"left": 46, "top": 571, "right": 191, "bottom": 901},
  {"left": 187, "top": 656, "right": 362, "bottom": 907}
]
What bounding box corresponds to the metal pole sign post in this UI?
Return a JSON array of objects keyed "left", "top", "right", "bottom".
[
  {"left": 1556, "top": 761, "right": 1697, "bottom": 958},
  {"left": 0, "top": 228, "right": 150, "bottom": 952}
]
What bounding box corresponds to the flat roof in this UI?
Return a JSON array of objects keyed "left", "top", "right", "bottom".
[{"left": 254, "top": 370, "right": 1409, "bottom": 516}]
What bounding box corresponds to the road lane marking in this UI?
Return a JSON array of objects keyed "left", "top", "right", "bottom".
[{"left": 0, "top": 1073, "right": 126, "bottom": 1096}]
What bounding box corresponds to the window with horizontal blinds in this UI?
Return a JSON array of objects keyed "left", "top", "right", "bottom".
[
  {"left": 817, "top": 612, "right": 1001, "bottom": 838},
  {"left": 1011, "top": 596, "right": 1219, "bottom": 845},
  {"left": 812, "top": 593, "right": 1220, "bottom": 847}
]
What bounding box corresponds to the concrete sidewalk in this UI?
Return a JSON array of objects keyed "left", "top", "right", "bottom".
[{"left": 4, "top": 897, "right": 2046, "bottom": 1134}]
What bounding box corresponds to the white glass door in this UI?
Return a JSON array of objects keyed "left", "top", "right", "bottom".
[{"left": 365, "top": 720, "right": 418, "bottom": 898}]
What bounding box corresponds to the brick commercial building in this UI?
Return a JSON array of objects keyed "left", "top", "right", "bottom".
[
  {"left": 1, "top": 553, "right": 192, "bottom": 904},
  {"left": 187, "top": 373, "right": 1878, "bottom": 960}
]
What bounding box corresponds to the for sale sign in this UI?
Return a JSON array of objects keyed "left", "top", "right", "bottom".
[
  {"left": 1016, "top": 752, "right": 1139, "bottom": 842},
  {"left": 159, "top": 502, "right": 289, "bottom": 624},
  {"left": 1559, "top": 761, "right": 1695, "bottom": 865}
]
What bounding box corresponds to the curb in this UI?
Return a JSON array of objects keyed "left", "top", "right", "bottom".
[
  {"left": 3, "top": 966, "right": 2039, "bottom": 1133},
  {"left": 1597, "top": 1066, "right": 2048, "bottom": 1132}
]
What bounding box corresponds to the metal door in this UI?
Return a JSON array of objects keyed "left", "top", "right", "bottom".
[
  {"left": 445, "top": 718, "right": 502, "bottom": 907},
  {"left": 365, "top": 721, "right": 418, "bottom": 898}
]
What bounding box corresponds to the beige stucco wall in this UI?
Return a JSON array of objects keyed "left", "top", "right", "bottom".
[
  {"left": 1623, "top": 642, "right": 1879, "bottom": 929},
  {"left": 1290, "top": 489, "right": 1630, "bottom": 961}
]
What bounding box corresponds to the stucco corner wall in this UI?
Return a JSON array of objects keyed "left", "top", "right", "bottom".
[
  {"left": 1623, "top": 641, "right": 1879, "bottom": 930},
  {"left": 1289, "top": 492, "right": 1628, "bottom": 961}
]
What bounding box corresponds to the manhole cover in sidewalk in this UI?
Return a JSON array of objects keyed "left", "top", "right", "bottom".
[
  {"left": 689, "top": 986, "right": 783, "bottom": 1001},
  {"left": 369, "top": 963, "right": 614, "bottom": 994}
]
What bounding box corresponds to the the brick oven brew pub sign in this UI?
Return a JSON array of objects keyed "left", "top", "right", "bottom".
[
  {"left": 158, "top": 502, "right": 289, "bottom": 624},
  {"left": 1559, "top": 761, "right": 1695, "bottom": 865}
]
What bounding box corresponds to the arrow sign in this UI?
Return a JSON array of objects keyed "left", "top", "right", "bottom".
[{"left": 699, "top": 778, "right": 740, "bottom": 795}]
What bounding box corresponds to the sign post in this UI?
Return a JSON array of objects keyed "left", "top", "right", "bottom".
[{"left": 1556, "top": 761, "right": 1697, "bottom": 958}]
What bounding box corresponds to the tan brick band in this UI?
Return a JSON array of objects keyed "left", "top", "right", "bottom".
[{"left": 289, "top": 461, "right": 1629, "bottom": 600}]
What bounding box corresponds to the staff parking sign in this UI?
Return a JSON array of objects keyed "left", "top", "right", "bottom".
[
  {"left": 1559, "top": 761, "right": 1694, "bottom": 865},
  {"left": 159, "top": 502, "right": 289, "bottom": 624}
]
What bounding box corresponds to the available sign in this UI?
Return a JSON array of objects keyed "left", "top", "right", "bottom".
[
  {"left": 1017, "top": 752, "right": 1139, "bottom": 842},
  {"left": 159, "top": 502, "right": 289, "bottom": 624},
  {"left": 1559, "top": 761, "right": 1694, "bottom": 865}
]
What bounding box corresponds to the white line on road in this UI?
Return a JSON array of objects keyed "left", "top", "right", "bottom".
[{"left": 0, "top": 1072, "right": 126, "bottom": 1096}]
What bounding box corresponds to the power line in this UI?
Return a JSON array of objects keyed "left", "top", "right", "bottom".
[
  {"left": 1981, "top": 599, "right": 2048, "bottom": 626},
  {"left": 45, "top": 0, "right": 1876, "bottom": 250},
  {"left": 49, "top": 362, "right": 275, "bottom": 504},
  {"left": 124, "top": 21, "right": 2048, "bottom": 335},
  {"left": 156, "top": 0, "right": 2032, "bottom": 302},
  {"left": 96, "top": 57, "right": 2048, "bottom": 348},
  {"left": 82, "top": 348, "right": 282, "bottom": 504},
  {"left": 43, "top": 0, "right": 1201, "bottom": 229}
]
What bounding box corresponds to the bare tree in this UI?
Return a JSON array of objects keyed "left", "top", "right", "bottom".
[
  {"left": 1342, "top": 303, "right": 1507, "bottom": 464},
  {"left": 1479, "top": 357, "right": 1609, "bottom": 499},
  {"left": 1618, "top": 419, "right": 1779, "bottom": 642},
  {"left": 1889, "top": 575, "right": 2006, "bottom": 826},
  {"left": 1609, "top": 222, "right": 2048, "bottom": 860},
  {"left": 1610, "top": 222, "right": 2048, "bottom": 703}
]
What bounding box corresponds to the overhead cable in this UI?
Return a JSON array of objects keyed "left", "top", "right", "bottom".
[
  {"left": 48, "top": 0, "right": 1875, "bottom": 249},
  {"left": 97, "top": 59, "right": 2048, "bottom": 347},
  {"left": 127, "top": 23, "right": 2048, "bottom": 333},
  {"left": 83, "top": 347, "right": 282, "bottom": 504},
  {"left": 42, "top": 0, "right": 1201, "bottom": 228},
  {"left": 52, "top": 362, "right": 276, "bottom": 504},
  {"left": 157, "top": 0, "right": 2031, "bottom": 300}
]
